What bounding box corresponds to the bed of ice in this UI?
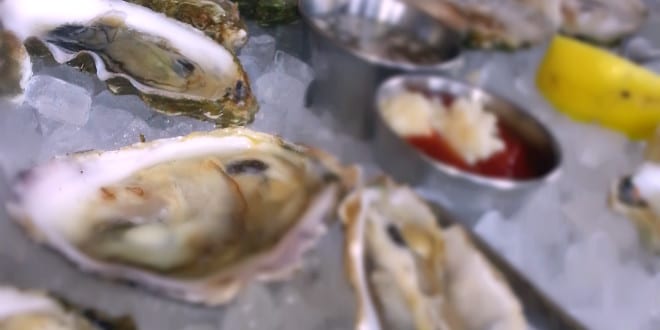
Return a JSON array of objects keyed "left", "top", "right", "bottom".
[{"left": 1, "top": 13, "right": 660, "bottom": 330}]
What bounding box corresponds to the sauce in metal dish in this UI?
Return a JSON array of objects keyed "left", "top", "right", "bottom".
[{"left": 406, "top": 124, "right": 539, "bottom": 180}]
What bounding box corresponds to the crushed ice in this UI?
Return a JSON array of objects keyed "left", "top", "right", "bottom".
[{"left": 1, "top": 16, "right": 660, "bottom": 330}]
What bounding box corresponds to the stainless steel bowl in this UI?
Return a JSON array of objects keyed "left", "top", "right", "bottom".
[
  {"left": 373, "top": 74, "right": 562, "bottom": 222},
  {"left": 298, "top": 0, "right": 464, "bottom": 71}
]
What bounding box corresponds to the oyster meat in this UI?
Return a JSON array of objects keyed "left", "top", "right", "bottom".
[
  {"left": 339, "top": 178, "right": 526, "bottom": 330},
  {"left": 0, "top": 286, "right": 135, "bottom": 330},
  {"left": 0, "top": 30, "right": 32, "bottom": 103},
  {"left": 6, "top": 128, "right": 357, "bottom": 305},
  {"left": 0, "top": 0, "right": 257, "bottom": 126},
  {"left": 124, "top": 0, "right": 248, "bottom": 52},
  {"left": 610, "top": 128, "right": 660, "bottom": 252}
]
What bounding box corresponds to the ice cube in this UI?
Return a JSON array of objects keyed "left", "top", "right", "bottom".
[
  {"left": 475, "top": 211, "right": 525, "bottom": 267},
  {"left": 35, "top": 64, "right": 105, "bottom": 95},
  {"left": 256, "top": 71, "right": 307, "bottom": 109},
  {"left": 239, "top": 34, "right": 277, "bottom": 73},
  {"left": 39, "top": 124, "right": 97, "bottom": 161},
  {"left": 254, "top": 70, "right": 308, "bottom": 136},
  {"left": 219, "top": 284, "right": 280, "bottom": 330},
  {"left": 86, "top": 105, "right": 137, "bottom": 149},
  {"left": 147, "top": 115, "right": 214, "bottom": 138},
  {"left": 0, "top": 102, "right": 42, "bottom": 178},
  {"left": 38, "top": 116, "right": 64, "bottom": 137},
  {"left": 93, "top": 90, "right": 154, "bottom": 121},
  {"left": 277, "top": 227, "right": 355, "bottom": 330},
  {"left": 25, "top": 75, "right": 92, "bottom": 126},
  {"left": 239, "top": 55, "right": 264, "bottom": 82},
  {"left": 117, "top": 118, "right": 161, "bottom": 146},
  {"left": 271, "top": 51, "right": 315, "bottom": 87}
]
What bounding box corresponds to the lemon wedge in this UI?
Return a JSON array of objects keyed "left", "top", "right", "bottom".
[{"left": 536, "top": 35, "right": 660, "bottom": 140}]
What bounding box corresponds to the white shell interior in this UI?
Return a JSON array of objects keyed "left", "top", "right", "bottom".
[{"left": 0, "top": 287, "right": 61, "bottom": 320}]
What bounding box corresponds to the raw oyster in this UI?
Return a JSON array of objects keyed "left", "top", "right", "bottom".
[
  {"left": 339, "top": 177, "right": 526, "bottom": 330},
  {"left": 6, "top": 128, "right": 357, "bottom": 305},
  {"left": 561, "top": 0, "right": 648, "bottom": 44},
  {"left": 402, "top": 0, "right": 562, "bottom": 48},
  {"left": 0, "top": 30, "right": 32, "bottom": 103},
  {"left": 0, "top": 286, "right": 135, "bottom": 330},
  {"left": 124, "top": 0, "right": 248, "bottom": 52},
  {"left": 402, "top": 0, "right": 646, "bottom": 48},
  {"left": 0, "top": 0, "right": 257, "bottom": 126},
  {"left": 610, "top": 128, "right": 660, "bottom": 252}
]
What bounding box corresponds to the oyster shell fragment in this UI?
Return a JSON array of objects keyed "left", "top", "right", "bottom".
[
  {"left": 0, "top": 286, "right": 135, "bottom": 330},
  {"left": 6, "top": 128, "right": 357, "bottom": 305},
  {"left": 0, "top": 0, "right": 257, "bottom": 126},
  {"left": 124, "top": 0, "right": 248, "bottom": 52},
  {"left": 561, "top": 0, "right": 648, "bottom": 44},
  {"left": 339, "top": 178, "right": 526, "bottom": 330},
  {"left": 0, "top": 30, "right": 32, "bottom": 103},
  {"left": 610, "top": 128, "right": 660, "bottom": 252}
]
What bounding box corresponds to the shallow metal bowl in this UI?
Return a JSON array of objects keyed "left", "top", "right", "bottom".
[
  {"left": 298, "top": 0, "right": 463, "bottom": 71},
  {"left": 373, "top": 74, "right": 562, "bottom": 221}
]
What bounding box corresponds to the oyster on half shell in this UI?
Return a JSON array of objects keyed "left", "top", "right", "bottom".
[
  {"left": 6, "top": 128, "right": 357, "bottom": 305},
  {"left": 339, "top": 178, "right": 526, "bottom": 330},
  {"left": 0, "top": 286, "right": 135, "bottom": 330},
  {"left": 0, "top": 30, "right": 32, "bottom": 104},
  {"left": 124, "top": 0, "right": 248, "bottom": 52},
  {"left": 403, "top": 0, "right": 646, "bottom": 48},
  {"left": 0, "top": 0, "right": 257, "bottom": 126}
]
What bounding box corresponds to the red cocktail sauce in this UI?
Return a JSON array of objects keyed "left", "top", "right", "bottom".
[{"left": 406, "top": 125, "right": 538, "bottom": 180}]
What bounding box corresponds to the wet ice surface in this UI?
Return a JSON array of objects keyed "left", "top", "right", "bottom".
[
  {"left": 1, "top": 15, "right": 660, "bottom": 330},
  {"left": 468, "top": 14, "right": 660, "bottom": 330}
]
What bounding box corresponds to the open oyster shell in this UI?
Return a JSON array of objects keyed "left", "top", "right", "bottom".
[
  {"left": 403, "top": 0, "right": 646, "bottom": 48},
  {"left": 339, "top": 177, "right": 526, "bottom": 330},
  {"left": 0, "top": 0, "right": 257, "bottom": 126},
  {"left": 0, "top": 286, "right": 135, "bottom": 330},
  {"left": 0, "top": 30, "right": 32, "bottom": 104},
  {"left": 610, "top": 128, "right": 660, "bottom": 252},
  {"left": 6, "top": 128, "right": 358, "bottom": 305},
  {"left": 402, "top": 0, "right": 562, "bottom": 48},
  {"left": 561, "top": 0, "right": 648, "bottom": 44},
  {"left": 124, "top": 0, "right": 248, "bottom": 52}
]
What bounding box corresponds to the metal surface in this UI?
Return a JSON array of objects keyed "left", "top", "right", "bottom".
[
  {"left": 373, "top": 74, "right": 562, "bottom": 221},
  {"left": 299, "top": 0, "right": 463, "bottom": 71}
]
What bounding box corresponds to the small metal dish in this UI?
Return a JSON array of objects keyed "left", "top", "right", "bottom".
[
  {"left": 298, "top": 0, "right": 463, "bottom": 71},
  {"left": 373, "top": 74, "right": 562, "bottom": 221}
]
